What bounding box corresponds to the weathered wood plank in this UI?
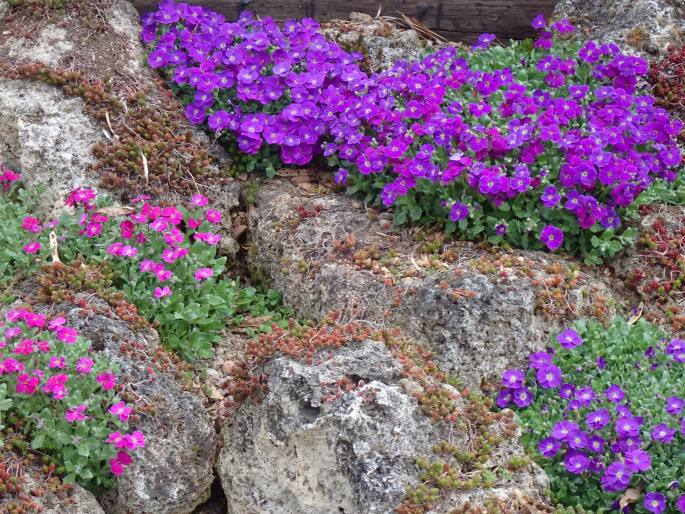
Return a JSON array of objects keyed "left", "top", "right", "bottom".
[{"left": 133, "top": 0, "right": 557, "bottom": 42}]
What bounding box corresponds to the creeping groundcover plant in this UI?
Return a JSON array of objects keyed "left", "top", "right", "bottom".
[
  {"left": 0, "top": 308, "right": 144, "bottom": 487},
  {"left": 498, "top": 319, "right": 685, "bottom": 513},
  {"left": 142, "top": 4, "right": 683, "bottom": 263}
]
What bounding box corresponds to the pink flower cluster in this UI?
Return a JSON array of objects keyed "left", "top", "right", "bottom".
[
  {"left": 0, "top": 307, "right": 143, "bottom": 478},
  {"left": 0, "top": 163, "right": 20, "bottom": 191}
]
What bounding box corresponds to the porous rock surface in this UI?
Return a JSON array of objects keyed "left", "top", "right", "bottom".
[
  {"left": 322, "top": 12, "right": 436, "bottom": 70},
  {"left": 64, "top": 298, "right": 218, "bottom": 514},
  {"left": 219, "top": 339, "right": 547, "bottom": 513},
  {"left": 0, "top": 78, "right": 102, "bottom": 212},
  {"left": 248, "top": 180, "right": 620, "bottom": 388},
  {"left": 554, "top": 0, "right": 685, "bottom": 56}
]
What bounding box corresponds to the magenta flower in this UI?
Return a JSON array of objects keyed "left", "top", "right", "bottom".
[
  {"left": 22, "top": 241, "right": 41, "bottom": 254},
  {"left": 109, "top": 400, "right": 132, "bottom": 422},
  {"left": 76, "top": 357, "right": 94, "bottom": 374},
  {"left": 97, "top": 372, "right": 117, "bottom": 390},
  {"left": 540, "top": 225, "right": 564, "bottom": 251},
  {"left": 190, "top": 194, "right": 208, "bottom": 207},
  {"left": 194, "top": 267, "right": 214, "bottom": 281},
  {"left": 206, "top": 209, "right": 222, "bottom": 224},
  {"left": 21, "top": 216, "right": 41, "bottom": 233},
  {"left": 65, "top": 404, "right": 87, "bottom": 423},
  {"left": 154, "top": 286, "right": 172, "bottom": 298}
]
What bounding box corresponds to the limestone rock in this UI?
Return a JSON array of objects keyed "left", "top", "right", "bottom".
[
  {"left": 0, "top": 78, "right": 101, "bottom": 213},
  {"left": 553, "top": 0, "right": 685, "bottom": 56},
  {"left": 219, "top": 339, "right": 547, "bottom": 513},
  {"left": 248, "top": 180, "right": 619, "bottom": 387},
  {"left": 65, "top": 299, "right": 217, "bottom": 514}
]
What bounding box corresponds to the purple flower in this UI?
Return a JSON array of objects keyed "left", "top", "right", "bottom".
[
  {"left": 625, "top": 449, "right": 651, "bottom": 473},
  {"left": 585, "top": 408, "right": 610, "bottom": 431},
  {"left": 540, "top": 225, "right": 564, "bottom": 250},
  {"left": 552, "top": 420, "right": 579, "bottom": 442},
  {"left": 334, "top": 168, "right": 348, "bottom": 185},
  {"left": 559, "top": 383, "right": 576, "bottom": 399},
  {"left": 531, "top": 14, "right": 547, "bottom": 30},
  {"left": 557, "top": 328, "right": 582, "bottom": 349},
  {"left": 567, "top": 429, "right": 589, "bottom": 450},
  {"left": 563, "top": 451, "right": 589, "bottom": 474},
  {"left": 513, "top": 386, "right": 533, "bottom": 408},
  {"left": 601, "top": 461, "right": 632, "bottom": 492},
  {"left": 540, "top": 185, "right": 561, "bottom": 208},
  {"left": 495, "top": 223, "right": 507, "bottom": 235},
  {"left": 644, "top": 492, "right": 667, "bottom": 514},
  {"left": 666, "top": 396, "right": 684, "bottom": 415},
  {"left": 208, "top": 110, "right": 230, "bottom": 131},
  {"left": 677, "top": 495, "right": 685, "bottom": 513},
  {"left": 449, "top": 202, "right": 469, "bottom": 222},
  {"left": 615, "top": 416, "right": 640, "bottom": 438},
  {"left": 536, "top": 364, "right": 562, "bottom": 388},
  {"left": 587, "top": 435, "right": 605, "bottom": 453},
  {"left": 472, "top": 33, "right": 496, "bottom": 51},
  {"left": 651, "top": 423, "right": 676, "bottom": 443},
  {"left": 496, "top": 389, "right": 513, "bottom": 408},
  {"left": 605, "top": 384, "right": 625, "bottom": 403},
  {"left": 595, "top": 356, "right": 607, "bottom": 369},
  {"left": 538, "top": 437, "right": 561, "bottom": 457},
  {"left": 575, "top": 386, "right": 594, "bottom": 407},
  {"left": 501, "top": 369, "right": 525, "bottom": 389},
  {"left": 529, "top": 352, "right": 553, "bottom": 369}
]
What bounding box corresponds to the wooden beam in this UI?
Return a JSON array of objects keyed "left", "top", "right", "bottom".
[{"left": 133, "top": 0, "right": 558, "bottom": 42}]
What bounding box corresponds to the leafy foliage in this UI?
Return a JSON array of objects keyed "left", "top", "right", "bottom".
[{"left": 498, "top": 319, "right": 685, "bottom": 513}]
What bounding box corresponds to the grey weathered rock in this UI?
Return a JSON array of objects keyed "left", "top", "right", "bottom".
[
  {"left": 322, "top": 13, "right": 436, "bottom": 71},
  {"left": 21, "top": 474, "right": 106, "bottom": 514},
  {"left": 219, "top": 339, "right": 548, "bottom": 513},
  {"left": 0, "top": 78, "right": 102, "bottom": 213},
  {"left": 65, "top": 298, "right": 217, "bottom": 514},
  {"left": 553, "top": 0, "right": 685, "bottom": 56},
  {"left": 248, "top": 180, "right": 619, "bottom": 388}
]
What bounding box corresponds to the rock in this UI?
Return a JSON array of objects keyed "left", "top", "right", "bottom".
[
  {"left": 248, "top": 180, "right": 619, "bottom": 388},
  {"left": 322, "top": 13, "right": 439, "bottom": 71},
  {"left": 218, "top": 339, "right": 547, "bottom": 513},
  {"left": 553, "top": 0, "right": 685, "bottom": 57},
  {"left": 0, "top": 78, "right": 102, "bottom": 213},
  {"left": 24, "top": 477, "right": 106, "bottom": 514},
  {"left": 63, "top": 297, "right": 217, "bottom": 514}
]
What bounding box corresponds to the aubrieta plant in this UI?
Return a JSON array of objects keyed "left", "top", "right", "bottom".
[
  {"left": 143, "top": 4, "right": 684, "bottom": 263},
  {"left": 141, "top": 0, "right": 368, "bottom": 175},
  {"left": 498, "top": 319, "right": 685, "bottom": 513},
  {"left": 0, "top": 308, "right": 144, "bottom": 488}
]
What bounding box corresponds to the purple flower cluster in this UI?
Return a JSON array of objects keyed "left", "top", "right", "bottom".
[
  {"left": 142, "top": 0, "right": 368, "bottom": 165},
  {"left": 499, "top": 325, "right": 685, "bottom": 513},
  {"left": 143, "top": 4, "right": 684, "bottom": 255}
]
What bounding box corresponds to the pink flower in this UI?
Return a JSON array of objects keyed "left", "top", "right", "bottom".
[
  {"left": 65, "top": 188, "right": 97, "bottom": 207},
  {"left": 154, "top": 286, "right": 172, "bottom": 298},
  {"left": 140, "top": 259, "right": 155, "bottom": 273},
  {"left": 21, "top": 217, "right": 42, "bottom": 233},
  {"left": 131, "top": 431, "right": 145, "bottom": 448},
  {"left": 109, "top": 457, "right": 125, "bottom": 476},
  {"left": 131, "top": 194, "right": 151, "bottom": 204},
  {"left": 206, "top": 209, "right": 222, "bottom": 224},
  {"left": 97, "top": 372, "right": 117, "bottom": 390},
  {"left": 16, "top": 373, "right": 40, "bottom": 395},
  {"left": 120, "top": 220, "right": 135, "bottom": 239},
  {"left": 65, "top": 404, "right": 87, "bottom": 422},
  {"left": 48, "top": 316, "right": 66, "bottom": 330},
  {"left": 149, "top": 218, "right": 168, "bottom": 232},
  {"left": 154, "top": 263, "right": 172, "bottom": 282},
  {"left": 164, "top": 228, "right": 184, "bottom": 246},
  {"left": 76, "top": 357, "right": 94, "bottom": 374},
  {"left": 23, "top": 241, "right": 41, "bottom": 254},
  {"left": 194, "top": 232, "right": 221, "bottom": 245},
  {"left": 120, "top": 245, "right": 138, "bottom": 257},
  {"left": 107, "top": 242, "right": 124, "bottom": 256},
  {"left": 194, "top": 267, "right": 214, "bottom": 281},
  {"left": 1, "top": 357, "right": 24, "bottom": 374},
  {"left": 24, "top": 312, "right": 46, "bottom": 328},
  {"left": 49, "top": 355, "right": 66, "bottom": 369},
  {"left": 4, "top": 327, "right": 21, "bottom": 339},
  {"left": 14, "top": 339, "right": 35, "bottom": 355},
  {"left": 109, "top": 401, "right": 132, "bottom": 422},
  {"left": 161, "top": 247, "right": 178, "bottom": 264},
  {"left": 187, "top": 218, "right": 203, "bottom": 229},
  {"left": 55, "top": 326, "right": 78, "bottom": 344},
  {"left": 42, "top": 373, "right": 68, "bottom": 399},
  {"left": 36, "top": 340, "right": 50, "bottom": 352},
  {"left": 190, "top": 194, "right": 208, "bottom": 207},
  {"left": 85, "top": 222, "right": 103, "bottom": 238}
]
